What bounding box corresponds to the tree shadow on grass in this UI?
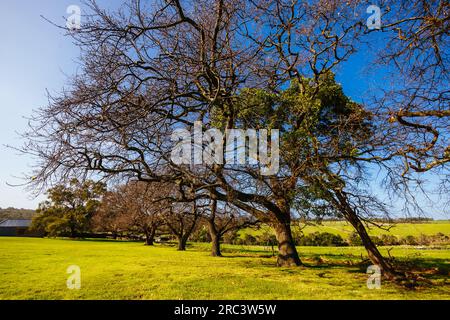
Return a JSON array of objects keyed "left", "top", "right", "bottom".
[
  {"left": 221, "top": 250, "right": 450, "bottom": 286},
  {"left": 57, "top": 237, "right": 141, "bottom": 244}
]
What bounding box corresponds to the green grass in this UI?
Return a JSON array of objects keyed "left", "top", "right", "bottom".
[
  {"left": 0, "top": 237, "right": 449, "bottom": 300},
  {"left": 240, "top": 220, "right": 450, "bottom": 239}
]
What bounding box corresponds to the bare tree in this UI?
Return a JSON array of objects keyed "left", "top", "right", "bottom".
[
  {"left": 374, "top": 0, "right": 449, "bottom": 181},
  {"left": 92, "top": 190, "right": 128, "bottom": 239},
  {"left": 202, "top": 196, "right": 258, "bottom": 257},
  {"left": 94, "top": 181, "right": 165, "bottom": 245},
  {"left": 164, "top": 200, "right": 200, "bottom": 251}
]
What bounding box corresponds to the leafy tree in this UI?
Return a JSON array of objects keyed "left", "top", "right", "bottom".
[
  {"left": 224, "top": 72, "right": 399, "bottom": 274},
  {"left": 31, "top": 179, "right": 106, "bottom": 237}
]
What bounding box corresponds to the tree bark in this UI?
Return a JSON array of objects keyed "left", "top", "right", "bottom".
[
  {"left": 207, "top": 219, "right": 222, "bottom": 257},
  {"left": 334, "top": 191, "right": 403, "bottom": 280},
  {"left": 273, "top": 216, "right": 302, "bottom": 267},
  {"left": 144, "top": 227, "right": 156, "bottom": 246},
  {"left": 177, "top": 236, "right": 188, "bottom": 251},
  {"left": 211, "top": 233, "right": 222, "bottom": 257},
  {"left": 346, "top": 212, "right": 401, "bottom": 279}
]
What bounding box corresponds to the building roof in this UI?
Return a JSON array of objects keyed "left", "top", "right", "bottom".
[{"left": 0, "top": 219, "right": 32, "bottom": 227}]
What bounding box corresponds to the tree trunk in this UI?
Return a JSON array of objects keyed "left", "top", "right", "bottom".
[
  {"left": 211, "top": 233, "right": 222, "bottom": 257},
  {"left": 273, "top": 216, "right": 302, "bottom": 267},
  {"left": 346, "top": 212, "right": 401, "bottom": 279},
  {"left": 144, "top": 226, "right": 156, "bottom": 246},
  {"left": 177, "top": 236, "right": 188, "bottom": 251},
  {"left": 335, "top": 191, "right": 403, "bottom": 280},
  {"left": 207, "top": 219, "right": 222, "bottom": 257}
]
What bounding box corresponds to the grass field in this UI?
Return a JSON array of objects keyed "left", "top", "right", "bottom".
[
  {"left": 239, "top": 220, "right": 450, "bottom": 239},
  {"left": 0, "top": 237, "right": 449, "bottom": 300}
]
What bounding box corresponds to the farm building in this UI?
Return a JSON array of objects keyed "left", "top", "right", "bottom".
[{"left": 0, "top": 219, "right": 39, "bottom": 237}]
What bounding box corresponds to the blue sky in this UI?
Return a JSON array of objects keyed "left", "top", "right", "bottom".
[
  {"left": 0, "top": 1, "right": 81, "bottom": 209},
  {"left": 0, "top": 1, "right": 447, "bottom": 218}
]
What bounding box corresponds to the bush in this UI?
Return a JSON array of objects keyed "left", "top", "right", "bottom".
[
  {"left": 297, "top": 232, "right": 347, "bottom": 247},
  {"left": 347, "top": 232, "right": 363, "bottom": 246},
  {"left": 379, "top": 234, "right": 400, "bottom": 246},
  {"left": 347, "top": 233, "right": 401, "bottom": 246},
  {"left": 369, "top": 235, "right": 384, "bottom": 246},
  {"left": 402, "top": 235, "right": 418, "bottom": 245},
  {"left": 190, "top": 226, "right": 210, "bottom": 242},
  {"left": 256, "top": 232, "right": 277, "bottom": 247},
  {"left": 396, "top": 233, "right": 450, "bottom": 246},
  {"left": 433, "top": 233, "right": 450, "bottom": 244},
  {"left": 234, "top": 234, "right": 258, "bottom": 245},
  {"left": 242, "top": 234, "right": 258, "bottom": 245},
  {"left": 223, "top": 229, "right": 239, "bottom": 244}
]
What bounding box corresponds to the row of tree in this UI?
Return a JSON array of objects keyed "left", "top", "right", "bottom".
[
  {"left": 21, "top": 0, "right": 449, "bottom": 280},
  {"left": 31, "top": 179, "right": 257, "bottom": 256}
]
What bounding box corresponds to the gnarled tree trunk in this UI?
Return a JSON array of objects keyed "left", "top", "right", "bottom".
[{"left": 273, "top": 215, "right": 302, "bottom": 267}]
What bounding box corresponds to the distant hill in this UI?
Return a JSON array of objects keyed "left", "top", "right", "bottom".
[{"left": 0, "top": 207, "right": 36, "bottom": 220}]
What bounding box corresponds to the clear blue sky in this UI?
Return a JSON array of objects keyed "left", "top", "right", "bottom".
[
  {"left": 0, "top": 1, "right": 81, "bottom": 209},
  {"left": 0, "top": 1, "right": 447, "bottom": 218}
]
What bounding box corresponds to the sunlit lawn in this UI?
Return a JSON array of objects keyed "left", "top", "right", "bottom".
[{"left": 0, "top": 237, "right": 449, "bottom": 300}]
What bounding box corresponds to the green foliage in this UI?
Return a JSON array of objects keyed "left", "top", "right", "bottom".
[
  {"left": 190, "top": 226, "right": 210, "bottom": 243},
  {"left": 348, "top": 233, "right": 450, "bottom": 247},
  {"left": 235, "top": 234, "right": 258, "bottom": 245},
  {"left": 239, "top": 221, "right": 450, "bottom": 244},
  {"left": 215, "top": 72, "right": 375, "bottom": 208},
  {"left": 31, "top": 179, "right": 106, "bottom": 237},
  {"left": 347, "top": 232, "right": 363, "bottom": 246},
  {"left": 296, "top": 232, "right": 347, "bottom": 247},
  {"left": 254, "top": 231, "right": 278, "bottom": 247},
  {"left": 223, "top": 229, "right": 239, "bottom": 244}
]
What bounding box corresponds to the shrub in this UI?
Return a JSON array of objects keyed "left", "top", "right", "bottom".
[
  {"left": 256, "top": 232, "right": 277, "bottom": 246},
  {"left": 403, "top": 235, "right": 418, "bottom": 245},
  {"left": 370, "top": 235, "right": 384, "bottom": 246},
  {"left": 223, "top": 229, "right": 239, "bottom": 244},
  {"left": 190, "top": 226, "right": 210, "bottom": 242},
  {"left": 235, "top": 234, "right": 258, "bottom": 245},
  {"left": 347, "top": 234, "right": 401, "bottom": 246},
  {"left": 243, "top": 234, "right": 258, "bottom": 245},
  {"left": 347, "top": 232, "right": 363, "bottom": 246},
  {"left": 297, "top": 232, "right": 347, "bottom": 247},
  {"left": 379, "top": 234, "right": 400, "bottom": 246}
]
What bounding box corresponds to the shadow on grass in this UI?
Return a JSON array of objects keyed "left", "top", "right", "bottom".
[
  {"left": 217, "top": 248, "right": 450, "bottom": 285},
  {"left": 50, "top": 237, "right": 142, "bottom": 244}
]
